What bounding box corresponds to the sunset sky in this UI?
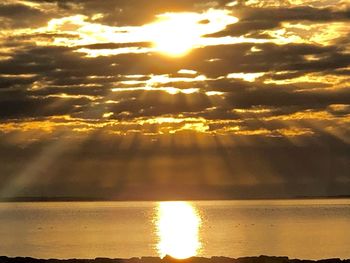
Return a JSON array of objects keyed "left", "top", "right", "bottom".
[{"left": 0, "top": 0, "right": 349, "bottom": 200}]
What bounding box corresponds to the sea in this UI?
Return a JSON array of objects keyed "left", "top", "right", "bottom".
[{"left": 0, "top": 199, "right": 349, "bottom": 260}]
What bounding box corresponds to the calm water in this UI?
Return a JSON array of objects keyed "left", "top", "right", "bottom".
[{"left": 0, "top": 199, "right": 350, "bottom": 260}]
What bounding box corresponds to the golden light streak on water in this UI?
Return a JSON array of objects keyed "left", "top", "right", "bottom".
[{"left": 156, "top": 201, "right": 202, "bottom": 259}]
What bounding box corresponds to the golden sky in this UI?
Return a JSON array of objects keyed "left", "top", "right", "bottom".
[{"left": 0, "top": 0, "right": 349, "bottom": 200}]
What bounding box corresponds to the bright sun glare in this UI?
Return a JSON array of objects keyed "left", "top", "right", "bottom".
[
  {"left": 146, "top": 10, "right": 238, "bottom": 57},
  {"left": 150, "top": 14, "right": 201, "bottom": 57},
  {"left": 156, "top": 201, "right": 202, "bottom": 259}
]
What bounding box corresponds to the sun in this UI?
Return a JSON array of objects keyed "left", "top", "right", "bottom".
[
  {"left": 141, "top": 10, "right": 239, "bottom": 57},
  {"left": 144, "top": 10, "right": 239, "bottom": 57},
  {"left": 148, "top": 13, "right": 202, "bottom": 57},
  {"left": 153, "top": 31, "right": 197, "bottom": 57}
]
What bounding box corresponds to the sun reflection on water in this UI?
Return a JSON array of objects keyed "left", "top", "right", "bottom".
[{"left": 156, "top": 201, "right": 202, "bottom": 259}]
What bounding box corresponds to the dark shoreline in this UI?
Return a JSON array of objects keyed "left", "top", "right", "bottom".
[{"left": 0, "top": 256, "right": 349, "bottom": 263}]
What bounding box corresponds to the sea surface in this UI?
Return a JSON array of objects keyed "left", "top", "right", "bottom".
[{"left": 0, "top": 199, "right": 349, "bottom": 260}]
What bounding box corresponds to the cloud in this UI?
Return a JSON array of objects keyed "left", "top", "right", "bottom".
[
  {"left": 0, "top": 96, "right": 90, "bottom": 119},
  {"left": 0, "top": 3, "right": 51, "bottom": 28},
  {"left": 28, "top": 0, "right": 233, "bottom": 26},
  {"left": 207, "top": 6, "right": 350, "bottom": 37}
]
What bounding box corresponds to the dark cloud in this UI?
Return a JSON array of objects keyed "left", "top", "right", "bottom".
[
  {"left": 1, "top": 42, "right": 349, "bottom": 121},
  {"left": 0, "top": 75, "right": 39, "bottom": 90},
  {"left": 0, "top": 3, "right": 50, "bottom": 28},
  {"left": 2, "top": 41, "right": 348, "bottom": 82},
  {"left": 207, "top": 6, "right": 350, "bottom": 37},
  {"left": 92, "top": 42, "right": 348, "bottom": 77},
  {"left": 0, "top": 96, "right": 90, "bottom": 119},
  {"left": 78, "top": 42, "right": 152, "bottom": 49}
]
